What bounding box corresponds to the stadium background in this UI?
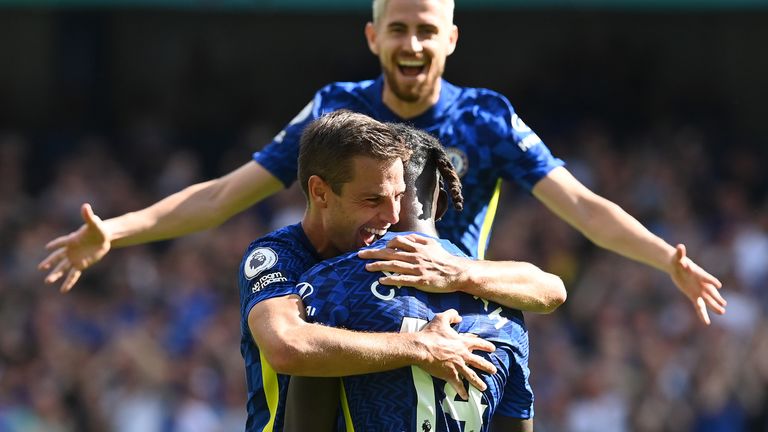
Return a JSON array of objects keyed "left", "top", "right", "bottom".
[{"left": 0, "top": 1, "right": 767, "bottom": 430}]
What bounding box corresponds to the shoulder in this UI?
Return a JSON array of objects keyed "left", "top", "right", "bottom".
[
  {"left": 314, "top": 80, "right": 376, "bottom": 111},
  {"left": 241, "top": 225, "right": 315, "bottom": 276},
  {"left": 302, "top": 249, "right": 360, "bottom": 280},
  {"left": 453, "top": 86, "right": 515, "bottom": 116},
  {"left": 449, "top": 86, "right": 518, "bottom": 136}
]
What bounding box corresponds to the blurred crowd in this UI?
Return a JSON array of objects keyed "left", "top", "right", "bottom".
[{"left": 0, "top": 120, "right": 765, "bottom": 432}]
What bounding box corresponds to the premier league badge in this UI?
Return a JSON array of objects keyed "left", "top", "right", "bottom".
[{"left": 243, "top": 247, "right": 278, "bottom": 280}]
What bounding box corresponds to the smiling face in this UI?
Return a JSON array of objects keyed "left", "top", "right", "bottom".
[
  {"left": 320, "top": 156, "right": 406, "bottom": 255},
  {"left": 366, "top": 0, "right": 458, "bottom": 116}
]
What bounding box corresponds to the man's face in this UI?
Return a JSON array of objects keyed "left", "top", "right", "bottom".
[
  {"left": 366, "top": 0, "right": 458, "bottom": 106},
  {"left": 324, "top": 156, "right": 406, "bottom": 255}
]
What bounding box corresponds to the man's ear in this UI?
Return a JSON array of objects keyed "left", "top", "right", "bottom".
[
  {"left": 446, "top": 25, "right": 459, "bottom": 56},
  {"left": 308, "top": 175, "right": 330, "bottom": 208},
  {"left": 365, "top": 22, "right": 379, "bottom": 55},
  {"left": 436, "top": 189, "right": 449, "bottom": 221}
]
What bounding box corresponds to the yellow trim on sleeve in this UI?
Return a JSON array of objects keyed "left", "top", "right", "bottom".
[
  {"left": 340, "top": 379, "right": 355, "bottom": 432},
  {"left": 259, "top": 352, "right": 280, "bottom": 432},
  {"left": 477, "top": 178, "right": 502, "bottom": 260}
]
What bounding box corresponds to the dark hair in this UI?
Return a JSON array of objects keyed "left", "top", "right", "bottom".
[
  {"left": 388, "top": 123, "right": 463, "bottom": 211},
  {"left": 298, "top": 110, "right": 411, "bottom": 198}
]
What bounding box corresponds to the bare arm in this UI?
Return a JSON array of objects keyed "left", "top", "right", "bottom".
[
  {"left": 532, "top": 166, "right": 726, "bottom": 324},
  {"left": 283, "top": 377, "right": 339, "bottom": 432},
  {"left": 40, "top": 161, "right": 283, "bottom": 292},
  {"left": 248, "top": 295, "right": 497, "bottom": 399},
  {"left": 359, "top": 234, "right": 567, "bottom": 313},
  {"left": 110, "top": 161, "right": 283, "bottom": 246}
]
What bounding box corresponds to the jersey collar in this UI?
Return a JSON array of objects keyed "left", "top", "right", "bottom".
[{"left": 363, "top": 75, "right": 460, "bottom": 129}]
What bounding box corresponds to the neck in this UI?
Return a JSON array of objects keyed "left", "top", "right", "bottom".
[
  {"left": 381, "top": 80, "right": 441, "bottom": 120},
  {"left": 396, "top": 219, "right": 439, "bottom": 238},
  {"left": 300, "top": 215, "right": 337, "bottom": 260}
]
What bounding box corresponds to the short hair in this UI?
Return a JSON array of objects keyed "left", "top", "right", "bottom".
[
  {"left": 388, "top": 123, "right": 463, "bottom": 211},
  {"left": 372, "top": 0, "right": 455, "bottom": 26},
  {"left": 298, "top": 110, "right": 411, "bottom": 198}
]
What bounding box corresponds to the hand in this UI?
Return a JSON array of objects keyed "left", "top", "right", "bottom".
[
  {"left": 669, "top": 244, "right": 726, "bottom": 325},
  {"left": 415, "top": 309, "right": 497, "bottom": 399},
  {"left": 358, "top": 234, "right": 468, "bottom": 293},
  {"left": 38, "top": 203, "right": 111, "bottom": 293}
]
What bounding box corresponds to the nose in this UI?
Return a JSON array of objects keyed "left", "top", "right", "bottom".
[
  {"left": 381, "top": 197, "right": 400, "bottom": 225},
  {"left": 406, "top": 33, "right": 423, "bottom": 53}
]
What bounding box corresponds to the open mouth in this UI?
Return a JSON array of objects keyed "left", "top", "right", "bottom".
[
  {"left": 361, "top": 226, "right": 388, "bottom": 246},
  {"left": 397, "top": 59, "right": 427, "bottom": 77}
]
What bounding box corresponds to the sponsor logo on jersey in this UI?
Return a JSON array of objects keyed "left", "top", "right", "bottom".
[
  {"left": 517, "top": 133, "right": 542, "bottom": 152},
  {"left": 243, "top": 247, "right": 278, "bottom": 280},
  {"left": 297, "top": 282, "right": 314, "bottom": 299},
  {"left": 272, "top": 100, "right": 314, "bottom": 144},
  {"left": 511, "top": 113, "right": 542, "bottom": 151},
  {"left": 251, "top": 271, "right": 288, "bottom": 293},
  {"left": 511, "top": 113, "right": 532, "bottom": 133},
  {"left": 370, "top": 271, "right": 400, "bottom": 301},
  {"left": 445, "top": 147, "right": 469, "bottom": 178}
]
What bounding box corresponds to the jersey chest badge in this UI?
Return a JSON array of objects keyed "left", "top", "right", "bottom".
[
  {"left": 243, "top": 247, "right": 278, "bottom": 280},
  {"left": 445, "top": 147, "right": 468, "bottom": 178}
]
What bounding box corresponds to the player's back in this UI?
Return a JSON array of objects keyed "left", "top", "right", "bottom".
[{"left": 298, "top": 232, "right": 532, "bottom": 432}]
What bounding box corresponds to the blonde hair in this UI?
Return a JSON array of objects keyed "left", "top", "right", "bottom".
[{"left": 372, "top": 0, "right": 455, "bottom": 26}]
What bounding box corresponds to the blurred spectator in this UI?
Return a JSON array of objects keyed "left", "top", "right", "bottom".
[{"left": 0, "top": 117, "right": 765, "bottom": 432}]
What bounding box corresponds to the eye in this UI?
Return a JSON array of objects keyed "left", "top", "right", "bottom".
[
  {"left": 388, "top": 24, "right": 407, "bottom": 35},
  {"left": 418, "top": 26, "right": 439, "bottom": 38}
]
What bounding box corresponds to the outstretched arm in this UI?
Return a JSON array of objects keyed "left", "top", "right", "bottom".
[
  {"left": 359, "top": 234, "right": 567, "bottom": 313},
  {"left": 39, "top": 161, "right": 283, "bottom": 292},
  {"left": 249, "top": 295, "right": 497, "bottom": 400},
  {"left": 532, "top": 166, "right": 726, "bottom": 324}
]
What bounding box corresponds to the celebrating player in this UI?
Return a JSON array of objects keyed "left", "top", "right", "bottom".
[
  {"left": 237, "top": 111, "right": 565, "bottom": 431},
  {"left": 40, "top": 0, "right": 724, "bottom": 324},
  {"left": 285, "top": 124, "right": 557, "bottom": 432}
]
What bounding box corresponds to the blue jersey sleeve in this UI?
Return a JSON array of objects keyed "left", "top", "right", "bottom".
[
  {"left": 252, "top": 82, "right": 374, "bottom": 188},
  {"left": 238, "top": 240, "right": 306, "bottom": 321},
  {"left": 252, "top": 99, "right": 318, "bottom": 188},
  {"left": 479, "top": 93, "right": 565, "bottom": 191},
  {"left": 493, "top": 336, "right": 534, "bottom": 419}
]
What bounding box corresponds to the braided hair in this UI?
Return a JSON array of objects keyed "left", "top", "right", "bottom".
[{"left": 388, "top": 123, "right": 464, "bottom": 212}]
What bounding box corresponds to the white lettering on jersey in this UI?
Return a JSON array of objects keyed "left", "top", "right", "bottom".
[
  {"left": 272, "top": 100, "right": 314, "bottom": 144},
  {"left": 370, "top": 271, "right": 399, "bottom": 301},
  {"left": 489, "top": 307, "right": 510, "bottom": 329},
  {"left": 305, "top": 306, "right": 316, "bottom": 317},
  {"left": 511, "top": 113, "right": 532, "bottom": 133},
  {"left": 442, "top": 381, "right": 488, "bottom": 430},
  {"left": 474, "top": 296, "right": 510, "bottom": 329},
  {"left": 370, "top": 281, "right": 395, "bottom": 301},
  {"left": 517, "top": 133, "right": 542, "bottom": 152},
  {"left": 251, "top": 271, "right": 288, "bottom": 293}
]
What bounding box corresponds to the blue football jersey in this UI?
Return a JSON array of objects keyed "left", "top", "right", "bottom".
[
  {"left": 297, "top": 232, "right": 533, "bottom": 432},
  {"left": 238, "top": 223, "right": 322, "bottom": 432},
  {"left": 254, "top": 77, "right": 564, "bottom": 258}
]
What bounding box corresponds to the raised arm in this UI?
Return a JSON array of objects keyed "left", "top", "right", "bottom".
[
  {"left": 39, "top": 161, "right": 283, "bottom": 292},
  {"left": 358, "top": 234, "right": 567, "bottom": 313},
  {"left": 248, "top": 295, "right": 497, "bottom": 400},
  {"left": 532, "top": 166, "right": 726, "bottom": 324}
]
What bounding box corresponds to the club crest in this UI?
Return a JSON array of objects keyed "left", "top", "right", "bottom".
[
  {"left": 445, "top": 147, "right": 468, "bottom": 178},
  {"left": 244, "top": 247, "right": 278, "bottom": 280}
]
